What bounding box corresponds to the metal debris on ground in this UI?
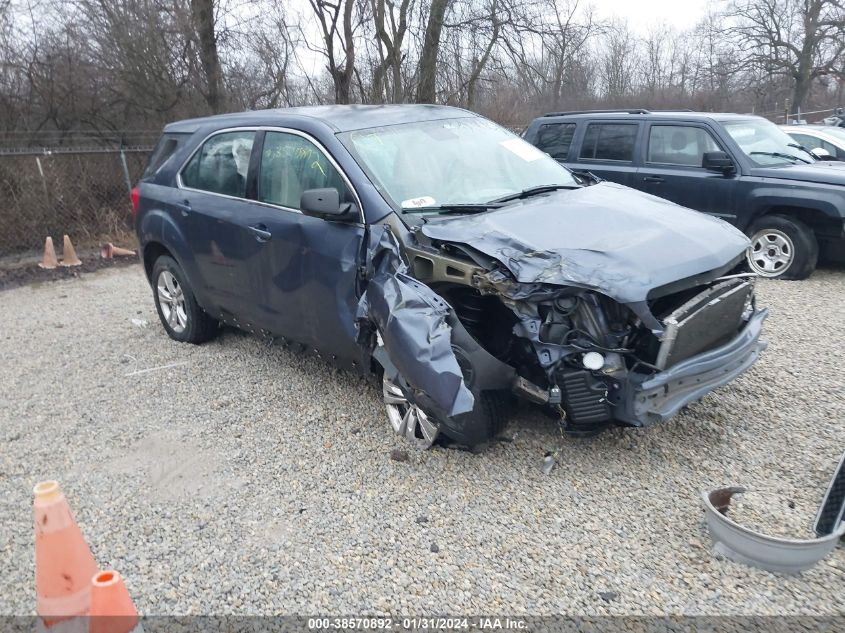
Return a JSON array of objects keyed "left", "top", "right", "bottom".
[
  {"left": 124, "top": 361, "right": 189, "bottom": 377},
  {"left": 542, "top": 452, "right": 556, "bottom": 475},
  {"left": 701, "top": 486, "right": 845, "bottom": 574}
]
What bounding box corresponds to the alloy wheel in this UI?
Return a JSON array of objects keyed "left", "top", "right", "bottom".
[
  {"left": 747, "top": 229, "right": 794, "bottom": 277},
  {"left": 382, "top": 376, "right": 439, "bottom": 450},
  {"left": 156, "top": 270, "right": 188, "bottom": 333}
]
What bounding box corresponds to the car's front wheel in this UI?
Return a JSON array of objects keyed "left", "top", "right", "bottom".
[
  {"left": 381, "top": 371, "right": 508, "bottom": 450},
  {"left": 746, "top": 215, "right": 818, "bottom": 280},
  {"left": 151, "top": 255, "right": 218, "bottom": 343},
  {"left": 383, "top": 375, "right": 441, "bottom": 449}
]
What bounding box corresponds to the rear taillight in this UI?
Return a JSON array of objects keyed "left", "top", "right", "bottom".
[{"left": 130, "top": 186, "right": 141, "bottom": 216}]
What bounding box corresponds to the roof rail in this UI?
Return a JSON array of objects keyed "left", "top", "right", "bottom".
[{"left": 542, "top": 109, "right": 652, "bottom": 117}]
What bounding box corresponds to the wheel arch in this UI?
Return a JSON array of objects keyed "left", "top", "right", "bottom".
[
  {"left": 746, "top": 188, "right": 842, "bottom": 240},
  {"left": 142, "top": 241, "right": 172, "bottom": 280}
]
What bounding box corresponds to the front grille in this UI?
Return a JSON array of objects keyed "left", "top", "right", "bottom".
[{"left": 655, "top": 279, "right": 752, "bottom": 369}]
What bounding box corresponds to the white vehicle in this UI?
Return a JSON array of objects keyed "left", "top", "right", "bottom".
[{"left": 781, "top": 125, "right": 845, "bottom": 161}]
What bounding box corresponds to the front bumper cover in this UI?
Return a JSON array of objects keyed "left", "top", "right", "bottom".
[{"left": 617, "top": 308, "right": 769, "bottom": 427}]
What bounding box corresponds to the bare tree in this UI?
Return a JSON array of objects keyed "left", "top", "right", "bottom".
[
  {"left": 724, "top": 0, "right": 845, "bottom": 113},
  {"left": 371, "top": 0, "right": 412, "bottom": 102},
  {"left": 417, "top": 0, "right": 451, "bottom": 102},
  {"left": 601, "top": 20, "right": 637, "bottom": 99},
  {"left": 190, "top": 0, "right": 225, "bottom": 113},
  {"left": 309, "top": 0, "right": 359, "bottom": 103}
]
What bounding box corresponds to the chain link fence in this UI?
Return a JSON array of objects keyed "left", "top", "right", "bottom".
[{"left": 0, "top": 147, "right": 152, "bottom": 258}]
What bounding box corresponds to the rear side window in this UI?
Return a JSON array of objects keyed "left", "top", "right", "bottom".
[
  {"left": 535, "top": 123, "right": 576, "bottom": 160},
  {"left": 143, "top": 133, "right": 188, "bottom": 177},
  {"left": 181, "top": 131, "right": 256, "bottom": 198},
  {"left": 647, "top": 125, "right": 720, "bottom": 166},
  {"left": 258, "top": 131, "right": 352, "bottom": 210},
  {"left": 579, "top": 123, "right": 638, "bottom": 162}
]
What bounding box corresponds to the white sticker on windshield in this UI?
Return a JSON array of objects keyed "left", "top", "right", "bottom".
[
  {"left": 401, "top": 196, "right": 436, "bottom": 209},
  {"left": 499, "top": 138, "right": 545, "bottom": 162}
]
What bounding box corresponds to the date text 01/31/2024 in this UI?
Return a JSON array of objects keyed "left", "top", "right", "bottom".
[{"left": 307, "top": 617, "right": 528, "bottom": 630}]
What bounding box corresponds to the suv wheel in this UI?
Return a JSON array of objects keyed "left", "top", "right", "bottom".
[
  {"left": 151, "top": 255, "right": 218, "bottom": 343},
  {"left": 381, "top": 372, "right": 508, "bottom": 450},
  {"left": 746, "top": 215, "right": 818, "bottom": 280}
]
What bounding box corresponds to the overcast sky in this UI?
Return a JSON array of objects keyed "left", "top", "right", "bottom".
[{"left": 593, "top": 0, "right": 711, "bottom": 33}]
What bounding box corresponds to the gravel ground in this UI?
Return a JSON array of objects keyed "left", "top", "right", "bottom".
[{"left": 1, "top": 264, "right": 844, "bottom": 616}]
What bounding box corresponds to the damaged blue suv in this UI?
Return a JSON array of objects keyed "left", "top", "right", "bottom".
[{"left": 134, "top": 105, "right": 768, "bottom": 449}]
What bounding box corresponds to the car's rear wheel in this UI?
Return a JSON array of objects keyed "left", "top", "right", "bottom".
[
  {"left": 151, "top": 255, "right": 218, "bottom": 343},
  {"left": 746, "top": 215, "right": 818, "bottom": 280}
]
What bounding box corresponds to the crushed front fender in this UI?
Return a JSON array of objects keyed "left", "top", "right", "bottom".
[{"left": 356, "top": 225, "right": 474, "bottom": 420}]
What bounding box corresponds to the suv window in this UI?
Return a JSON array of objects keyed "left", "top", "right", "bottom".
[
  {"left": 144, "top": 133, "right": 188, "bottom": 178},
  {"left": 647, "top": 125, "right": 720, "bottom": 166},
  {"left": 535, "top": 122, "right": 576, "bottom": 160},
  {"left": 579, "top": 123, "right": 637, "bottom": 161},
  {"left": 259, "top": 131, "right": 352, "bottom": 210},
  {"left": 181, "top": 131, "right": 255, "bottom": 197}
]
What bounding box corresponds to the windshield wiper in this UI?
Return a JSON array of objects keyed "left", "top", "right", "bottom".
[
  {"left": 749, "top": 150, "right": 810, "bottom": 164},
  {"left": 490, "top": 184, "right": 579, "bottom": 204},
  {"left": 401, "top": 202, "right": 504, "bottom": 215},
  {"left": 787, "top": 142, "right": 819, "bottom": 161}
]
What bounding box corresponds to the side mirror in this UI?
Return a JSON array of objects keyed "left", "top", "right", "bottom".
[
  {"left": 811, "top": 147, "right": 835, "bottom": 161},
  {"left": 702, "top": 151, "right": 735, "bottom": 174},
  {"left": 300, "top": 188, "right": 357, "bottom": 221}
]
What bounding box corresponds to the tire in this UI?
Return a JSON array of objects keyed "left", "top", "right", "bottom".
[
  {"left": 459, "top": 390, "right": 510, "bottom": 443},
  {"left": 151, "top": 255, "right": 218, "bottom": 343},
  {"left": 746, "top": 214, "right": 818, "bottom": 280},
  {"left": 382, "top": 374, "right": 509, "bottom": 449}
]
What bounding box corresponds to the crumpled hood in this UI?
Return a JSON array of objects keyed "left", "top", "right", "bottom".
[
  {"left": 756, "top": 160, "right": 845, "bottom": 186},
  {"left": 419, "top": 182, "right": 749, "bottom": 303}
]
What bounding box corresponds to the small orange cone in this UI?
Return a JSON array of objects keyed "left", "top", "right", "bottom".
[
  {"left": 89, "top": 571, "right": 142, "bottom": 633},
  {"left": 100, "top": 243, "right": 136, "bottom": 259},
  {"left": 34, "top": 481, "right": 99, "bottom": 631},
  {"left": 61, "top": 235, "right": 83, "bottom": 267},
  {"left": 38, "top": 237, "right": 59, "bottom": 269}
]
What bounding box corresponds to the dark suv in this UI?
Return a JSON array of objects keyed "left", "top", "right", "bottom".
[
  {"left": 135, "top": 105, "right": 767, "bottom": 449},
  {"left": 523, "top": 109, "right": 845, "bottom": 279}
]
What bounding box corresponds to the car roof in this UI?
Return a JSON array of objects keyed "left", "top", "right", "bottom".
[
  {"left": 782, "top": 125, "right": 837, "bottom": 135},
  {"left": 537, "top": 110, "right": 758, "bottom": 123},
  {"left": 782, "top": 124, "right": 834, "bottom": 132},
  {"left": 163, "top": 104, "right": 476, "bottom": 134}
]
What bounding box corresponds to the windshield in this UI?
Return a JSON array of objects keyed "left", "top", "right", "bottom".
[
  {"left": 723, "top": 119, "right": 812, "bottom": 166},
  {"left": 340, "top": 117, "right": 577, "bottom": 214}
]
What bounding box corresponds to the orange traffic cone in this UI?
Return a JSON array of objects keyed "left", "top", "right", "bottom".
[
  {"left": 61, "top": 235, "right": 82, "bottom": 267},
  {"left": 38, "top": 237, "right": 59, "bottom": 269},
  {"left": 100, "top": 243, "right": 136, "bottom": 259},
  {"left": 89, "top": 571, "right": 142, "bottom": 633},
  {"left": 34, "top": 481, "right": 99, "bottom": 632}
]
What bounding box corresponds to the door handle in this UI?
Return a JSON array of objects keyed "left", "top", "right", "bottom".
[
  {"left": 175, "top": 199, "right": 192, "bottom": 216},
  {"left": 642, "top": 176, "right": 664, "bottom": 184},
  {"left": 249, "top": 224, "right": 272, "bottom": 242}
]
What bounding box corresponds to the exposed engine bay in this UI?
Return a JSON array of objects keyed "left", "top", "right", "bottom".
[{"left": 356, "top": 183, "right": 769, "bottom": 447}]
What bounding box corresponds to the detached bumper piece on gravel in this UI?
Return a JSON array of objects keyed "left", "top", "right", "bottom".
[
  {"left": 815, "top": 451, "right": 845, "bottom": 538},
  {"left": 702, "top": 486, "right": 845, "bottom": 574}
]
